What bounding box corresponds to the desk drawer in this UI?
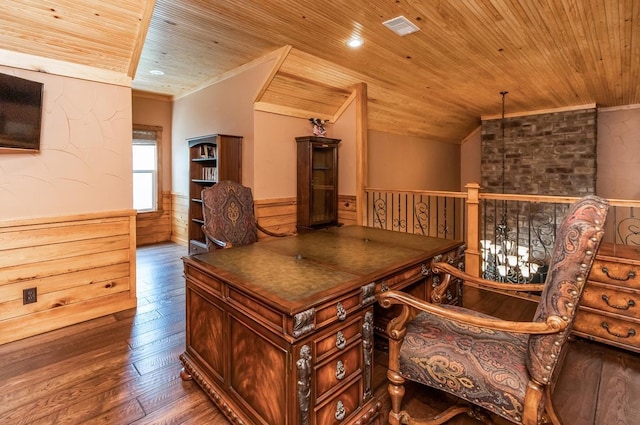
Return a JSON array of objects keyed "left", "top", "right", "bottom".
[
  {"left": 582, "top": 282, "right": 640, "bottom": 319},
  {"left": 574, "top": 308, "right": 640, "bottom": 349},
  {"left": 589, "top": 259, "right": 640, "bottom": 290},
  {"left": 314, "top": 377, "right": 361, "bottom": 425},
  {"left": 315, "top": 342, "right": 362, "bottom": 400},
  {"left": 314, "top": 316, "right": 363, "bottom": 362},
  {"left": 315, "top": 293, "right": 361, "bottom": 329},
  {"left": 377, "top": 263, "right": 424, "bottom": 290}
]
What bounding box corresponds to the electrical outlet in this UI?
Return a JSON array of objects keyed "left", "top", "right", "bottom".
[{"left": 23, "top": 287, "right": 37, "bottom": 305}]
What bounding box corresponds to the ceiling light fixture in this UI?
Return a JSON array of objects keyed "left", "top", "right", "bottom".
[
  {"left": 149, "top": 69, "right": 165, "bottom": 76},
  {"left": 346, "top": 36, "right": 364, "bottom": 48}
]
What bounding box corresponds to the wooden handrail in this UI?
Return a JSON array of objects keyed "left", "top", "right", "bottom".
[{"left": 364, "top": 184, "right": 640, "bottom": 279}]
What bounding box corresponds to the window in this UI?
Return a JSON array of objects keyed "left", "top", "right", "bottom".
[{"left": 132, "top": 127, "right": 161, "bottom": 212}]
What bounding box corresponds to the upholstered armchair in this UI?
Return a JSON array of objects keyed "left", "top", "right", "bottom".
[
  {"left": 378, "top": 195, "right": 609, "bottom": 425},
  {"left": 201, "top": 180, "right": 295, "bottom": 250}
]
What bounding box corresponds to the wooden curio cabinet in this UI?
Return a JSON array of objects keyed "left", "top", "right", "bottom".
[
  {"left": 296, "top": 136, "right": 341, "bottom": 233},
  {"left": 188, "top": 134, "right": 242, "bottom": 254}
]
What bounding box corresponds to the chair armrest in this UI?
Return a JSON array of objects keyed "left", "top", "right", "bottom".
[
  {"left": 378, "top": 290, "right": 566, "bottom": 336},
  {"left": 256, "top": 222, "right": 297, "bottom": 238},
  {"left": 201, "top": 225, "right": 231, "bottom": 249},
  {"left": 432, "top": 261, "right": 546, "bottom": 293}
]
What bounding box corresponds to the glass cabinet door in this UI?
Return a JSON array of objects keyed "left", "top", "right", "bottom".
[
  {"left": 296, "top": 136, "right": 341, "bottom": 232},
  {"left": 311, "top": 145, "right": 336, "bottom": 224}
]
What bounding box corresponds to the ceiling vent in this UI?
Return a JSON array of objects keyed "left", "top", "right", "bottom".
[{"left": 382, "top": 16, "right": 420, "bottom": 36}]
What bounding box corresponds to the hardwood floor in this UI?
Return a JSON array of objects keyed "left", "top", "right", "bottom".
[{"left": 1, "top": 241, "right": 639, "bottom": 424}]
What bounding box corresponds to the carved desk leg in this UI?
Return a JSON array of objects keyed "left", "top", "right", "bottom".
[{"left": 180, "top": 367, "right": 193, "bottom": 381}]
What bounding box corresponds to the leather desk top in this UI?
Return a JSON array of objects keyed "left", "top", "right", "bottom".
[{"left": 186, "top": 225, "right": 461, "bottom": 313}]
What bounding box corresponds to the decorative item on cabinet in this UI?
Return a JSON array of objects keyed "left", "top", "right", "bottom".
[
  {"left": 296, "top": 136, "right": 341, "bottom": 233},
  {"left": 309, "top": 117, "right": 328, "bottom": 137},
  {"left": 187, "top": 134, "right": 242, "bottom": 254}
]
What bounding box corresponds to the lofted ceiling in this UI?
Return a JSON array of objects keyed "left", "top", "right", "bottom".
[{"left": 0, "top": 0, "right": 638, "bottom": 143}]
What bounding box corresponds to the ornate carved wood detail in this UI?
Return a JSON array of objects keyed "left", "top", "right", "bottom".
[
  {"left": 362, "top": 282, "right": 376, "bottom": 305},
  {"left": 296, "top": 345, "right": 312, "bottom": 425},
  {"left": 351, "top": 400, "right": 382, "bottom": 425},
  {"left": 179, "top": 353, "right": 247, "bottom": 425},
  {"left": 293, "top": 308, "right": 315, "bottom": 337},
  {"left": 363, "top": 311, "right": 374, "bottom": 400},
  {"left": 430, "top": 247, "right": 466, "bottom": 304}
]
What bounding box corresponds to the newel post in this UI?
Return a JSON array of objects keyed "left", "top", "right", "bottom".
[{"left": 465, "top": 183, "right": 481, "bottom": 277}]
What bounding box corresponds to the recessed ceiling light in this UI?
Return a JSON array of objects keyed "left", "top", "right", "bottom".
[
  {"left": 346, "top": 36, "right": 364, "bottom": 48},
  {"left": 149, "top": 69, "right": 165, "bottom": 75}
]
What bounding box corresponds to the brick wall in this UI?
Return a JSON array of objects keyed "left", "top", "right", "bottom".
[{"left": 481, "top": 107, "right": 597, "bottom": 196}]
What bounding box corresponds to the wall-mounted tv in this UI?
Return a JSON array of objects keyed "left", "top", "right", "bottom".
[{"left": 0, "top": 72, "right": 44, "bottom": 151}]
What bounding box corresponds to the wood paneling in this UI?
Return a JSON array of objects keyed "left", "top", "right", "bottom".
[
  {"left": 254, "top": 197, "right": 297, "bottom": 238},
  {"left": 0, "top": 211, "right": 137, "bottom": 345},
  {"left": 137, "top": 192, "right": 172, "bottom": 246},
  {"left": 339, "top": 194, "right": 358, "bottom": 227},
  {"left": 0, "top": 0, "right": 153, "bottom": 76},
  {"left": 171, "top": 192, "right": 189, "bottom": 246},
  {"left": 2, "top": 1, "right": 639, "bottom": 142}
]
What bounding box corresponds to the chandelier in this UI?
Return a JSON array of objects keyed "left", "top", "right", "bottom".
[{"left": 480, "top": 91, "right": 543, "bottom": 283}]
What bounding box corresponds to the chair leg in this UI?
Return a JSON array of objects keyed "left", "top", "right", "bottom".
[
  {"left": 544, "top": 385, "right": 563, "bottom": 425},
  {"left": 387, "top": 369, "right": 407, "bottom": 425}
]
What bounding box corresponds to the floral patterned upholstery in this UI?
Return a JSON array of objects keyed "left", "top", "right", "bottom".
[
  {"left": 400, "top": 305, "right": 530, "bottom": 422},
  {"left": 201, "top": 181, "right": 258, "bottom": 250}
]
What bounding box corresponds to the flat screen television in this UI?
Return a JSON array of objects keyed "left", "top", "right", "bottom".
[{"left": 0, "top": 72, "right": 44, "bottom": 151}]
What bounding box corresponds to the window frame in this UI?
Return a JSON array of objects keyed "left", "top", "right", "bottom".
[{"left": 132, "top": 125, "right": 163, "bottom": 213}]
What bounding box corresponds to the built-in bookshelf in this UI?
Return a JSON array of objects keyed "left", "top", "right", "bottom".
[{"left": 188, "top": 134, "right": 242, "bottom": 254}]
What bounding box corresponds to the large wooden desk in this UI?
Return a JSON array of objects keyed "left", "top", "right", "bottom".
[{"left": 180, "top": 226, "right": 463, "bottom": 425}]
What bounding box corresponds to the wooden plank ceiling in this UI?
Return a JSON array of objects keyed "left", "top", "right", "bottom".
[{"left": 0, "top": 0, "right": 638, "bottom": 143}]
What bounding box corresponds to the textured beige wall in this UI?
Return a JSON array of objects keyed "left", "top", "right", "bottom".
[
  {"left": 253, "top": 98, "right": 357, "bottom": 199},
  {"left": 597, "top": 107, "right": 640, "bottom": 200},
  {"left": 0, "top": 66, "right": 132, "bottom": 221},
  {"left": 460, "top": 126, "right": 481, "bottom": 191},
  {"left": 171, "top": 60, "right": 277, "bottom": 197},
  {"left": 367, "top": 130, "right": 461, "bottom": 191}
]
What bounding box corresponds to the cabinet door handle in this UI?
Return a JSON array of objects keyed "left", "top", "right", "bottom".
[
  {"left": 335, "top": 400, "right": 346, "bottom": 421},
  {"left": 335, "top": 331, "right": 346, "bottom": 350},
  {"left": 335, "top": 360, "right": 346, "bottom": 380},
  {"left": 601, "top": 294, "right": 636, "bottom": 310},
  {"left": 601, "top": 322, "right": 636, "bottom": 339},
  {"left": 336, "top": 302, "right": 347, "bottom": 321},
  {"left": 601, "top": 266, "right": 636, "bottom": 282}
]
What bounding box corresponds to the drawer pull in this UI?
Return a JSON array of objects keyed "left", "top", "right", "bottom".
[
  {"left": 335, "top": 360, "right": 346, "bottom": 380},
  {"left": 336, "top": 331, "right": 346, "bottom": 350},
  {"left": 335, "top": 400, "right": 346, "bottom": 421},
  {"left": 601, "top": 322, "right": 637, "bottom": 339},
  {"left": 601, "top": 294, "right": 636, "bottom": 310},
  {"left": 601, "top": 266, "right": 636, "bottom": 282},
  {"left": 336, "top": 302, "right": 347, "bottom": 321}
]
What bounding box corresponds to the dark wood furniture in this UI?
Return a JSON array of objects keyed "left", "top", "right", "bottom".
[
  {"left": 296, "top": 136, "right": 341, "bottom": 233},
  {"left": 188, "top": 134, "right": 242, "bottom": 254},
  {"left": 201, "top": 180, "right": 294, "bottom": 250},
  {"left": 180, "top": 226, "right": 463, "bottom": 425},
  {"left": 574, "top": 242, "right": 640, "bottom": 353}
]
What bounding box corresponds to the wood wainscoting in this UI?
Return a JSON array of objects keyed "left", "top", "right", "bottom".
[
  {"left": 254, "top": 197, "right": 297, "bottom": 238},
  {"left": 0, "top": 210, "right": 137, "bottom": 345},
  {"left": 136, "top": 192, "right": 172, "bottom": 246},
  {"left": 170, "top": 193, "right": 358, "bottom": 246},
  {"left": 339, "top": 194, "right": 358, "bottom": 226},
  {"left": 171, "top": 192, "right": 189, "bottom": 246}
]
